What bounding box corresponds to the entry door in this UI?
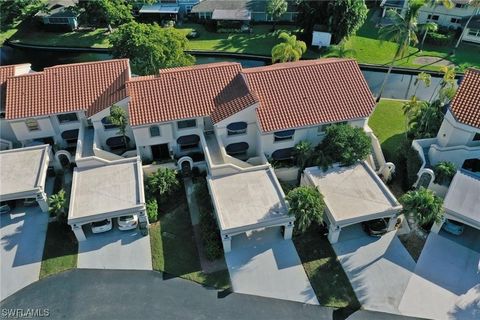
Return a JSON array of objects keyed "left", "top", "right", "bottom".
[{"left": 151, "top": 144, "right": 169, "bottom": 160}]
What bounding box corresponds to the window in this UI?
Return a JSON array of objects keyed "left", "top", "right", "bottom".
[
  {"left": 177, "top": 119, "right": 197, "bottom": 129},
  {"left": 185, "top": 5, "right": 193, "bottom": 13},
  {"left": 47, "top": 17, "right": 69, "bottom": 24},
  {"left": 227, "top": 122, "right": 247, "bottom": 136},
  {"left": 101, "top": 116, "right": 119, "bottom": 130},
  {"left": 450, "top": 17, "right": 461, "bottom": 24},
  {"left": 427, "top": 14, "right": 439, "bottom": 21},
  {"left": 57, "top": 112, "right": 78, "bottom": 124},
  {"left": 455, "top": 3, "right": 467, "bottom": 8},
  {"left": 149, "top": 125, "right": 161, "bottom": 137},
  {"left": 25, "top": 118, "right": 40, "bottom": 131},
  {"left": 274, "top": 129, "right": 295, "bottom": 142},
  {"left": 468, "top": 28, "right": 480, "bottom": 37},
  {"left": 473, "top": 133, "right": 480, "bottom": 141}
]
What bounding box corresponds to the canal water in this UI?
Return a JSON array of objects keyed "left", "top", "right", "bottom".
[{"left": 0, "top": 45, "right": 457, "bottom": 101}]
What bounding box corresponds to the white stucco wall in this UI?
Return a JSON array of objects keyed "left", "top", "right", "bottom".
[
  {"left": 436, "top": 111, "right": 480, "bottom": 148},
  {"left": 417, "top": 5, "right": 475, "bottom": 28}
]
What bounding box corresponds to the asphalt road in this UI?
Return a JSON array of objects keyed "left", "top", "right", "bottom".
[{"left": 1, "top": 269, "right": 425, "bottom": 320}]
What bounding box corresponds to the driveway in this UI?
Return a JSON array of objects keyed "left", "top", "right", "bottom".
[
  {"left": 225, "top": 227, "right": 319, "bottom": 305},
  {"left": 399, "top": 229, "right": 480, "bottom": 320},
  {"left": 0, "top": 206, "right": 48, "bottom": 301},
  {"left": 332, "top": 225, "right": 416, "bottom": 315},
  {"left": 78, "top": 227, "right": 152, "bottom": 270}
]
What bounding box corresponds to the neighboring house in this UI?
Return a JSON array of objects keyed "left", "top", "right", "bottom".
[
  {"left": 191, "top": 0, "right": 298, "bottom": 22},
  {"left": 137, "top": 0, "right": 200, "bottom": 18},
  {"left": 4, "top": 59, "right": 133, "bottom": 155},
  {"left": 0, "top": 64, "right": 32, "bottom": 149},
  {"left": 35, "top": 0, "right": 79, "bottom": 30},
  {"left": 461, "top": 14, "right": 480, "bottom": 43},
  {"left": 412, "top": 68, "right": 480, "bottom": 191}
]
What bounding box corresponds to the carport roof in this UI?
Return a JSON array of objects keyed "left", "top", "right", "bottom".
[
  {"left": 68, "top": 157, "right": 145, "bottom": 225},
  {"left": 207, "top": 168, "right": 291, "bottom": 234},
  {"left": 0, "top": 145, "right": 50, "bottom": 201},
  {"left": 304, "top": 161, "right": 402, "bottom": 227},
  {"left": 444, "top": 170, "right": 480, "bottom": 229}
]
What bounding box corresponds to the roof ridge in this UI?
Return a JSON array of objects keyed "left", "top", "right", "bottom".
[
  {"left": 44, "top": 58, "right": 129, "bottom": 71},
  {"left": 243, "top": 58, "right": 352, "bottom": 74},
  {"left": 0, "top": 63, "right": 31, "bottom": 70},
  {"left": 6, "top": 71, "right": 43, "bottom": 79},
  {"left": 159, "top": 62, "right": 241, "bottom": 74}
]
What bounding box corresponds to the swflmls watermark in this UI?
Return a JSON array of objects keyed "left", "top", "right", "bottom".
[{"left": 1, "top": 308, "right": 50, "bottom": 319}]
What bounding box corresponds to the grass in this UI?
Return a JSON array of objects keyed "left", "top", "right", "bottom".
[
  {"left": 293, "top": 226, "right": 360, "bottom": 309},
  {"left": 39, "top": 222, "right": 78, "bottom": 279},
  {"left": 0, "top": 22, "right": 20, "bottom": 45},
  {"left": 337, "top": 9, "right": 480, "bottom": 71},
  {"left": 149, "top": 188, "right": 230, "bottom": 290}
]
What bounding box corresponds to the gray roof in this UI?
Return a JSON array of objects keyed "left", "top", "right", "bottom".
[
  {"left": 36, "top": 0, "right": 78, "bottom": 18},
  {"left": 192, "top": 0, "right": 297, "bottom": 13},
  {"left": 212, "top": 9, "right": 251, "bottom": 21}
]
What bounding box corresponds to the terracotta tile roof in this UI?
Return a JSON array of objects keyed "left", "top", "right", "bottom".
[
  {"left": 127, "top": 62, "right": 257, "bottom": 126},
  {"left": 0, "top": 65, "right": 16, "bottom": 112},
  {"left": 450, "top": 68, "right": 480, "bottom": 129},
  {"left": 5, "top": 59, "right": 130, "bottom": 120},
  {"left": 243, "top": 59, "right": 376, "bottom": 132}
]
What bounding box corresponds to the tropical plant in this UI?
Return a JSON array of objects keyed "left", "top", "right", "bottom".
[
  {"left": 48, "top": 189, "right": 68, "bottom": 223},
  {"left": 266, "top": 0, "right": 288, "bottom": 31},
  {"left": 286, "top": 186, "right": 326, "bottom": 233},
  {"left": 400, "top": 187, "right": 444, "bottom": 227},
  {"left": 327, "top": 42, "right": 357, "bottom": 58},
  {"left": 433, "top": 161, "right": 456, "bottom": 185},
  {"left": 413, "top": 71, "right": 432, "bottom": 96},
  {"left": 318, "top": 124, "right": 371, "bottom": 166},
  {"left": 419, "top": 22, "right": 438, "bottom": 50},
  {"left": 294, "top": 141, "right": 312, "bottom": 170},
  {"left": 146, "top": 198, "right": 158, "bottom": 222},
  {"left": 145, "top": 168, "right": 179, "bottom": 202},
  {"left": 408, "top": 100, "right": 444, "bottom": 138},
  {"left": 108, "top": 105, "right": 129, "bottom": 150},
  {"left": 327, "top": 0, "right": 368, "bottom": 43},
  {"left": 419, "top": 0, "right": 453, "bottom": 50},
  {"left": 77, "top": 0, "right": 134, "bottom": 31},
  {"left": 110, "top": 22, "right": 195, "bottom": 75},
  {"left": 0, "top": 0, "right": 48, "bottom": 26},
  {"left": 403, "top": 96, "right": 427, "bottom": 136},
  {"left": 429, "top": 65, "right": 456, "bottom": 102},
  {"left": 376, "top": 0, "right": 425, "bottom": 101},
  {"left": 271, "top": 32, "right": 307, "bottom": 63},
  {"left": 453, "top": 0, "right": 480, "bottom": 53}
]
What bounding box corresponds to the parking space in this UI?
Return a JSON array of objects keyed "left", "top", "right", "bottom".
[
  {"left": 332, "top": 224, "right": 416, "bottom": 315},
  {"left": 1, "top": 206, "right": 48, "bottom": 301},
  {"left": 77, "top": 222, "right": 152, "bottom": 271},
  {"left": 399, "top": 230, "right": 480, "bottom": 320}
]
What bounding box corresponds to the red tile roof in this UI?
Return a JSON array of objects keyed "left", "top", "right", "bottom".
[
  {"left": 0, "top": 65, "right": 17, "bottom": 112},
  {"left": 450, "top": 68, "right": 480, "bottom": 129},
  {"left": 5, "top": 59, "right": 130, "bottom": 120},
  {"left": 243, "top": 59, "right": 376, "bottom": 132},
  {"left": 127, "top": 62, "right": 257, "bottom": 126}
]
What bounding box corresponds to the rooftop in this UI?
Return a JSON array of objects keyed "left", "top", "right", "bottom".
[
  {"left": 208, "top": 168, "right": 291, "bottom": 233},
  {"left": 444, "top": 170, "right": 480, "bottom": 229},
  {"left": 449, "top": 68, "right": 480, "bottom": 129},
  {"left": 0, "top": 64, "right": 30, "bottom": 111},
  {"left": 304, "top": 162, "right": 401, "bottom": 226},
  {"left": 5, "top": 59, "right": 130, "bottom": 120},
  {"left": 68, "top": 158, "right": 145, "bottom": 225},
  {"left": 0, "top": 145, "right": 50, "bottom": 200}
]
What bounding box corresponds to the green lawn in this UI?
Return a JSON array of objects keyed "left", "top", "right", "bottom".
[
  {"left": 39, "top": 222, "right": 78, "bottom": 279},
  {"left": 149, "top": 190, "right": 230, "bottom": 290},
  {"left": 337, "top": 9, "right": 480, "bottom": 71},
  {"left": 0, "top": 22, "right": 20, "bottom": 45},
  {"left": 293, "top": 226, "right": 360, "bottom": 309}
]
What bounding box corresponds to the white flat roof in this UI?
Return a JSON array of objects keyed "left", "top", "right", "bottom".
[
  {"left": 304, "top": 161, "right": 401, "bottom": 227},
  {"left": 444, "top": 170, "right": 480, "bottom": 229},
  {"left": 0, "top": 145, "right": 50, "bottom": 200},
  {"left": 139, "top": 4, "right": 179, "bottom": 14},
  {"left": 68, "top": 158, "right": 145, "bottom": 225},
  {"left": 208, "top": 168, "right": 291, "bottom": 234}
]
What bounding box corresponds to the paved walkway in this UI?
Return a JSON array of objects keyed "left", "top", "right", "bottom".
[
  {"left": 225, "top": 227, "right": 319, "bottom": 305},
  {"left": 332, "top": 225, "right": 416, "bottom": 315}
]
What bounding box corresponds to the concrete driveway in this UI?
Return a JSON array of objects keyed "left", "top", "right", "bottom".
[
  {"left": 332, "top": 225, "right": 416, "bottom": 315},
  {"left": 399, "top": 229, "right": 480, "bottom": 320},
  {"left": 78, "top": 227, "right": 152, "bottom": 270},
  {"left": 0, "top": 206, "right": 48, "bottom": 301},
  {"left": 225, "top": 227, "right": 319, "bottom": 305}
]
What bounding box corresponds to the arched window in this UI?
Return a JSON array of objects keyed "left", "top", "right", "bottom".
[
  {"left": 227, "top": 122, "right": 247, "bottom": 135},
  {"left": 149, "top": 126, "right": 160, "bottom": 137},
  {"left": 101, "top": 117, "right": 119, "bottom": 130}
]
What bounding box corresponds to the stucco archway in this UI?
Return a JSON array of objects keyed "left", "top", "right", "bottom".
[
  {"left": 55, "top": 150, "right": 72, "bottom": 168},
  {"left": 178, "top": 156, "right": 193, "bottom": 177}
]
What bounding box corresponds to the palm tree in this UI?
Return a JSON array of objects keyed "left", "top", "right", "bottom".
[
  {"left": 429, "top": 65, "right": 456, "bottom": 102},
  {"left": 286, "top": 186, "right": 326, "bottom": 234},
  {"left": 266, "top": 0, "right": 288, "bottom": 31},
  {"left": 400, "top": 187, "right": 444, "bottom": 230},
  {"left": 271, "top": 32, "right": 307, "bottom": 63},
  {"left": 408, "top": 99, "right": 444, "bottom": 138},
  {"left": 293, "top": 140, "right": 312, "bottom": 183},
  {"left": 420, "top": 0, "right": 453, "bottom": 50},
  {"left": 453, "top": 0, "right": 480, "bottom": 53},
  {"left": 48, "top": 189, "right": 68, "bottom": 223},
  {"left": 403, "top": 95, "right": 427, "bottom": 135},
  {"left": 108, "top": 105, "right": 129, "bottom": 150},
  {"left": 419, "top": 22, "right": 438, "bottom": 50},
  {"left": 327, "top": 42, "right": 357, "bottom": 58},
  {"left": 413, "top": 71, "right": 432, "bottom": 96},
  {"left": 376, "top": 0, "right": 425, "bottom": 102}
]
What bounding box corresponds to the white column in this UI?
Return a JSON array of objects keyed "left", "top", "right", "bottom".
[
  {"left": 36, "top": 192, "right": 49, "bottom": 213},
  {"left": 283, "top": 222, "right": 294, "bottom": 240},
  {"left": 387, "top": 216, "right": 397, "bottom": 232},
  {"left": 430, "top": 218, "right": 445, "bottom": 234},
  {"left": 222, "top": 234, "right": 231, "bottom": 253},
  {"left": 71, "top": 224, "right": 86, "bottom": 242},
  {"left": 328, "top": 224, "right": 341, "bottom": 244}
]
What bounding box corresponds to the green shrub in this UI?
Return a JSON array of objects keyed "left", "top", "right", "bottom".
[
  {"left": 406, "top": 147, "right": 422, "bottom": 188},
  {"left": 145, "top": 168, "right": 180, "bottom": 203},
  {"left": 199, "top": 210, "right": 223, "bottom": 261},
  {"left": 286, "top": 186, "right": 325, "bottom": 234},
  {"left": 146, "top": 199, "right": 159, "bottom": 222},
  {"left": 425, "top": 30, "right": 454, "bottom": 45},
  {"left": 433, "top": 161, "right": 456, "bottom": 185}
]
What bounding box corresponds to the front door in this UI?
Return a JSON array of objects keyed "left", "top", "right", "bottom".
[{"left": 151, "top": 144, "right": 169, "bottom": 160}]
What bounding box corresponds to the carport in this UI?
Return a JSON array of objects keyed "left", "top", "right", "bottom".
[
  {"left": 0, "top": 145, "right": 52, "bottom": 212},
  {"left": 207, "top": 167, "right": 294, "bottom": 252},
  {"left": 431, "top": 170, "right": 480, "bottom": 233},
  {"left": 303, "top": 161, "right": 402, "bottom": 243},
  {"left": 67, "top": 157, "right": 148, "bottom": 241}
]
